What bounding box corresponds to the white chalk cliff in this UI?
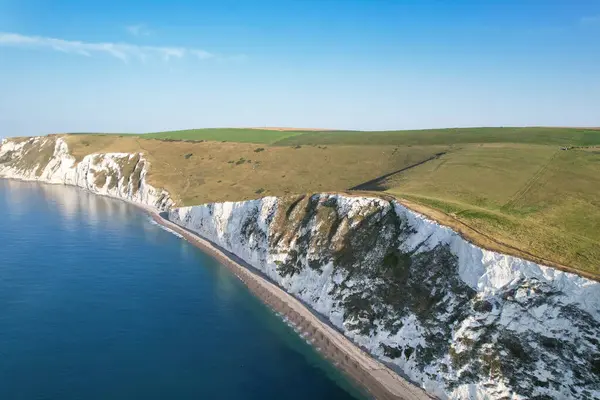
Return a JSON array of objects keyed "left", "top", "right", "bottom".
[
  {"left": 0, "top": 136, "right": 172, "bottom": 210},
  {"left": 169, "top": 196, "right": 600, "bottom": 400},
  {"left": 1, "top": 136, "right": 599, "bottom": 399}
]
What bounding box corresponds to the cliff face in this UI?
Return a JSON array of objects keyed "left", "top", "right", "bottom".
[
  {"left": 169, "top": 194, "right": 600, "bottom": 400},
  {"left": 0, "top": 136, "right": 173, "bottom": 210}
]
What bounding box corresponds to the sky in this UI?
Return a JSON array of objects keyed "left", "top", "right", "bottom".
[{"left": 1, "top": 0, "right": 600, "bottom": 136}]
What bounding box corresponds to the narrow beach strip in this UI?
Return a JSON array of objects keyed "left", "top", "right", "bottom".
[{"left": 148, "top": 209, "right": 434, "bottom": 400}]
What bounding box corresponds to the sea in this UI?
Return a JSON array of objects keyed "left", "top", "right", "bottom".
[{"left": 0, "top": 180, "right": 365, "bottom": 400}]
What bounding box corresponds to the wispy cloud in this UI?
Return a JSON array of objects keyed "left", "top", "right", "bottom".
[
  {"left": 0, "top": 32, "right": 219, "bottom": 62},
  {"left": 126, "top": 24, "right": 151, "bottom": 37},
  {"left": 580, "top": 15, "right": 600, "bottom": 26}
]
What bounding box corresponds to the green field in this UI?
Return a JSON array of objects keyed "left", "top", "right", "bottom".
[
  {"left": 273, "top": 127, "right": 600, "bottom": 147},
  {"left": 140, "top": 127, "right": 600, "bottom": 147},
  {"left": 141, "top": 128, "right": 312, "bottom": 144},
  {"left": 67, "top": 126, "right": 600, "bottom": 147},
  {"left": 61, "top": 127, "right": 600, "bottom": 277}
]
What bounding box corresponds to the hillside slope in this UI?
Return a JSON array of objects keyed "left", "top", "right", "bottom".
[{"left": 381, "top": 143, "right": 600, "bottom": 276}]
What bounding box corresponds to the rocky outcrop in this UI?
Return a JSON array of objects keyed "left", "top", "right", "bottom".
[
  {"left": 0, "top": 136, "right": 173, "bottom": 210},
  {"left": 169, "top": 194, "right": 600, "bottom": 400}
]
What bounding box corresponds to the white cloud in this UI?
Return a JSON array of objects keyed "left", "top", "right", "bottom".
[
  {"left": 126, "top": 24, "right": 151, "bottom": 37},
  {"left": 0, "top": 32, "right": 218, "bottom": 62}
]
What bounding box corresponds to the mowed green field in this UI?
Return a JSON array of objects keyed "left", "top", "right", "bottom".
[
  {"left": 61, "top": 127, "right": 600, "bottom": 277},
  {"left": 73, "top": 126, "right": 600, "bottom": 146},
  {"left": 274, "top": 127, "right": 600, "bottom": 146},
  {"left": 142, "top": 126, "right": 600, "bottom": 146},
  {"left": 141, "top": 128, "right": 313, "bottom": 144}
]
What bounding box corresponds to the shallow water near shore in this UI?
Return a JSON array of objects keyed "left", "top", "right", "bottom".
[{"left": 0, "top": 180, "right": 365, "bottom": 400}]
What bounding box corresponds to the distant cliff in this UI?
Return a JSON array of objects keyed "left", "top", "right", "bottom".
[
  {"left": 170, "top": 195, "right": 600, "bottom": 400},
  {"left": 0, "top": 136, "right": 172, "bottom": 210},
  {"left": 1, "top": 136, "right": 599, "bottom": 399}
]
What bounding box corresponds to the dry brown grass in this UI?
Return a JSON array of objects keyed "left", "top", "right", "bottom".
[{"left": 64, "top": 134, "right": 447, "bottom": 206}]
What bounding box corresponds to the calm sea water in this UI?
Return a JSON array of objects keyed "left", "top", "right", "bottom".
[{"left": 0, "top": 180, "right": 365, "bottom": 400}]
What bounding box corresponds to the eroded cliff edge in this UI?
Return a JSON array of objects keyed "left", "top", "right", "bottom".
[{"left": 1, "top": 136, "right": 599, "bottom": 399}]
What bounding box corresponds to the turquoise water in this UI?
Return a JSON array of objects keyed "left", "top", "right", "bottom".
[{"left": 0, "top": 180, "right": 365, "bottom": 400}]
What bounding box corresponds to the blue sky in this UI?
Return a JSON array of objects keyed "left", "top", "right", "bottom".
[{"left": 1, "top": 0, "right": 599, "bottom": 136}]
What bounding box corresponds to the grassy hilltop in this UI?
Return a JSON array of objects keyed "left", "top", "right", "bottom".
[{"left": 57, "top": 127, "right": 600, "bottom": 277}]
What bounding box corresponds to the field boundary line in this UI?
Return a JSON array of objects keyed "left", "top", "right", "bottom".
[
  {"left": 349, "top": 152, "right": 446, "bottom": 191},
  {"left": 504, "top": 150, "right": 558, "bottom": 209}
]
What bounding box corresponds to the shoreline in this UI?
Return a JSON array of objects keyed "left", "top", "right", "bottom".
[
  {"left": 145, "top": 209, "right": 434, "bottom": 400},
  {"left": 0, "top": 178, "right": 431, "bottom": 398}
]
